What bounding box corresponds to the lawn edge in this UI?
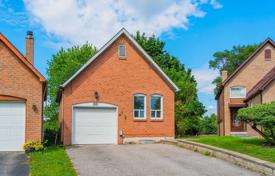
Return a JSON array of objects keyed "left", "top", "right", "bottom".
[
  {"left": 161, "top": 139, "right": 275, "bottom": 176},
  {"left": 64, "top": 146, "right": 79, "bottom": 176}
]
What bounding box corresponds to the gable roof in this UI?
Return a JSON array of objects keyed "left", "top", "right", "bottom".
[
  {"left": 245, "top": 67, "right": 275, "bottom": 101},
  {"left": 60, "top": 28, "right": 180, "bottom": 92},
  {"left": 0, "top": 33, "right": 46, "bottom": 82},
  {"left": 216, "top": 38, "right": 275, "bottom": 99}
]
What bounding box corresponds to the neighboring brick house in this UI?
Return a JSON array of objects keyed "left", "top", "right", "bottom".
[
  {"left": 57, "top": 28, "right": 179, "bottom": 145},
  {"left": 217, "top": 38, "right": 275, "bottom": 137},
  {"left": 0, "top": 32, "right": 47, "bottom": 151}
]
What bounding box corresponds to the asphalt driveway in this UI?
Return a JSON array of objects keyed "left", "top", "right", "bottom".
[
  {"left": 67, "top": 144, "right": 260, "bottom": 176},
  {"left": 0, "top": 152, "right": 29, "bottom": 176}
]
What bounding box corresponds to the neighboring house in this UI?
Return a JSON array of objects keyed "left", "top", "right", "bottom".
[
  {"left": 57, "top": 28, "right": 179, "bottom": 145},
  {"left": 217, "top": 38, "right": 275, "bottom": 137},
  {"left": 0, "top": 32, "right": 47, "bottom": 151}
]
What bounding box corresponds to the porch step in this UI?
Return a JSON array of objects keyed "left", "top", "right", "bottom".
[{"left": 230, "top": 132, "right": 249, "bottom": 137}]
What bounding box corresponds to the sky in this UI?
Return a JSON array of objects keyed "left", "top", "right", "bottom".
[{"left": 1, "top": 0, "right": 275, "bottom": 115}]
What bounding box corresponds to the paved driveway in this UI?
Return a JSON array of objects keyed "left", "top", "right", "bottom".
[
  {"left": 0, "top": 152, "right": 29, "bottom": 176},
  {"left": 67, "top": 144, "right": 260, "bottom": 176}
]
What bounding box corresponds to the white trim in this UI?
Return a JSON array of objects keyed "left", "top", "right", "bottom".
[
  {"left": 230, "top": 132, "right": 248, "bottom": 135},
  {"left": 230, "top": 86, "right": 246, "bottom": 98},
  {"left": 72, "top": 102, "right": 118, "bottom": 144},
  {"left": 150, "top": 94, "right": 163, "bottom": 119},
  {"left": 73, "top": 102, "right": 117, "bottom": 108},
  {"left": 61, "top": 28, "right": 180, "bottom": 92},
  {"left": 133, "top": 94, "right": 146, "bottom": 120}
]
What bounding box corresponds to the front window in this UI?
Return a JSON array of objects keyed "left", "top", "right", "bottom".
[
  {"left": 150, "top": 95, "right": 163, "bottom": 119},
  {"left": 133, "top": 94, "right": 146, "bottom": 119},
  {"left": 230, "top": 86, "right": 246, "bottom": 98}
]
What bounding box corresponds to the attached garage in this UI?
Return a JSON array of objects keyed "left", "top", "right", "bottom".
[
  {"left": 0, "top": 102, "right": 25, "bottom": 151},
  {"left": 72, "top": 103, "right": 118, "bottom": 144}
]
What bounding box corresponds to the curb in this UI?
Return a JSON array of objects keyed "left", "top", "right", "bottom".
[{"left": 161, "top": 139, "right": 275, "bottom": 176}]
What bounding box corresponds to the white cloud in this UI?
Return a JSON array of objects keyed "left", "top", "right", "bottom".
[
  {"left": 23, "top": 0, "right": 221, "bottom": 47},
  {"left": 193, "top": 65, "right": 219, "bottom": 94}
]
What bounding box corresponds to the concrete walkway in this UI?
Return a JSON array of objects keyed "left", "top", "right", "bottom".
[
  {"left": 67, "top": 144, "right": 260, "bottom": 176},
  {"left": 0, "top": 152, "right": 29, "bottom": 176}
]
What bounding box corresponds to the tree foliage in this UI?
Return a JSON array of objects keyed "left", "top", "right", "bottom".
[
  {"left": 209, "top": 44, "right": 258, "bottom": 94},
  {"left": 199, "top": 114, "right": 217, "bottom": 135},
  {"left": 134, "top": 32, "right": 205, "bottom": 136},
  {"left": 238, "top": 102, "right": 275, "bottom": 145},
  {"left": 45, "top": 43, "right": 97, "bottom": 145}
]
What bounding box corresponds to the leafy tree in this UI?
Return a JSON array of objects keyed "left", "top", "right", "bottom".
[
  {"left": 45, "top": 43, "right": 97, "bottom": 145},
  {"left": 209, "top": 45, "right": 258, "bottom": 95},
  {"left": 199, "top": 113, "right": 217, "bottom": 135},
  {"left": 238, "top": 102, "right": 275, "bottom": 145},
  {"left": 134, "top": 32, "right": 205, "bottom": 136}
]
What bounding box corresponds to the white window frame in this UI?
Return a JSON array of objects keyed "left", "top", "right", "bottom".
[
  {"left": 150, "top": 94, "right": 163, "bottom": 119},
  {"left": 118, "top": 44, "right": 126, "bottom": 58},
  {"left": 230, "top": 86, "right": 246, "bottom": 98},
  {"left": 133, "top": 94, "right": 146, "bottom": 119}
]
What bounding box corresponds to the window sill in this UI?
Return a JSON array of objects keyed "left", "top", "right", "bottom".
[{"left": 150, "top": 118, "right": 164, "bottom": 122}]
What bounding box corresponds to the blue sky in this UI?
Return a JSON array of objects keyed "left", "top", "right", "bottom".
[{"left": 1, "top": 0, "right": 275, "bottom": 115}]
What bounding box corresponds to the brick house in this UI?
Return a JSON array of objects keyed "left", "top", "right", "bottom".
[
  {"left": 57, "top": 28, "right": 179, "bottom": 145},
  {"left": 217, "top": 38, "right": 275, "bottom": 137},
  {"left": 0, "top": 32, "right": 47, "bottom": 151}
]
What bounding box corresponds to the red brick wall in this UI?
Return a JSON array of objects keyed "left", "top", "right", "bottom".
[
  {"left": 0, "top": 40, "right": 43, "bottom": 142},
  {"left": 60, "top": 35, "right": 175, "bottom": 144}
]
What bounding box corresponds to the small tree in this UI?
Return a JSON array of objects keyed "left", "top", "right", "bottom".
[{"left": 238, "top": 102, "right": 275, "bottom": 145}]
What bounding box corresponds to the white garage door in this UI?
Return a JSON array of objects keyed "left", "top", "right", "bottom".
[
  {"left": 72, "top": 107, "right": 117, "bottom": 144},
  {"left": 0, "top": 102, "right": 25, "bottom": 151}
]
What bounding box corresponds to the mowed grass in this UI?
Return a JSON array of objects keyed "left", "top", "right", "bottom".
[
  {"left": 30, "top": 146, "right": 77, "bottom": 176},
  {"left": 187, "top": 136, "right": 275, "bottom": 163}
]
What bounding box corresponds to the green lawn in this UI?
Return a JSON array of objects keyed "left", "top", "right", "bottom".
[
  {"left": 30, "top": 146, "right": 77, "bottom": 176},
  {"left": 186, "top": 136, "right": 275, "bottom": 163}
]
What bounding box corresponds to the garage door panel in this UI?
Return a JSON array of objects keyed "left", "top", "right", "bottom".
[
  {"left": 0, "top": 102, "right": 25, "bottom": 151},
  {"left": 72, "top": 107, "right": 117, "bottom": 144}
]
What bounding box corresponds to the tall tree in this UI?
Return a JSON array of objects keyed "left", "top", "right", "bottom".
[
  {"left": 134, "top": 32, "right": 205, "bottom": 136},
  {"left": 45, "top": 43, "right": 97, "bottom": 144},
  {"left": 209, "top": 44, "right": 258, "bottom": 95}
]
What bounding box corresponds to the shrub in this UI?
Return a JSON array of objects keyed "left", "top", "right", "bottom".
[
  {"left": 199, "top": 114, "right": 217, "bottom": 135},
  {"left": 238, "top": 102, "right": 275, "bottom": 145},
  {"left": 23, "top": 141, "right": 44, "bottom": 153},
  {"left": 44, "top": 120, "right": 60, "bottom": 146}
]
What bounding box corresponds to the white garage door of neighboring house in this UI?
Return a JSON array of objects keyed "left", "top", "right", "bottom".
[
  {"left": 0, "top": 102, "right": 25, "bottom": 151},
  {"left": 72, "top": 106, "right": 118, "bottom": 144}
]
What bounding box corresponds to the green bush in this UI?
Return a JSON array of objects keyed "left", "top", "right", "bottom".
[
  {"left": 238, "top": 102, "right": 275, "bottom": 145},
  {"left": 199, "top": 114, "right": 217, "bottom": 135},
  {"left": 44, "top": 120, "right": 60, "bottom": 146},
  {"left": 23, "top": 141, "right": 44, "bottom": 153}
]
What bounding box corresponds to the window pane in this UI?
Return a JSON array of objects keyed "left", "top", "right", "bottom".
[
  {"left": 156, "top": 111, "right": 161, "bottom": 118},
  {"left": 140, "top": 110, "right": 144, "bottom": 117},
  {"left": 134, "top": 95, "right": 145, "bottom": 109},
  {"left": 151, "top": 111, "right": 155, "bottom": 117},
  {"left": 119, "top": 45, "right": 126, "bottom": 57},
  {"left": 231, "top": 87, "right": 245, "bottom": 97},
  {"left": 151, "top": 96, "right": 161, "bottom": 110},
  {"left": 134, "top": 110, "right": 139, "bottom": 117}
]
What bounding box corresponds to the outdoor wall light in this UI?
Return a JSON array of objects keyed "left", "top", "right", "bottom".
[
  {"left": 94, "top": 91, "right": 100, "bottom": 100},
  {"left": 32, "top": 104, "right": 38, "bottom": 112}
]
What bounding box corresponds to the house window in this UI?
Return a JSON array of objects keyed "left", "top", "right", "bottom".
[
  {"left": 133, "top": 94, "right": 146, "bottom": 119},
  {"left": 118, "top": 45, "right": 126, "bottom": 58},
  {"left": 150, "top": 95, "right": 163, "bottom": 119},
  {"left": 265, "top": 49, "right": 271, "bottom": 60},
  {"left": 230, "top": 86, "right": 246, "bottom": 98}
]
